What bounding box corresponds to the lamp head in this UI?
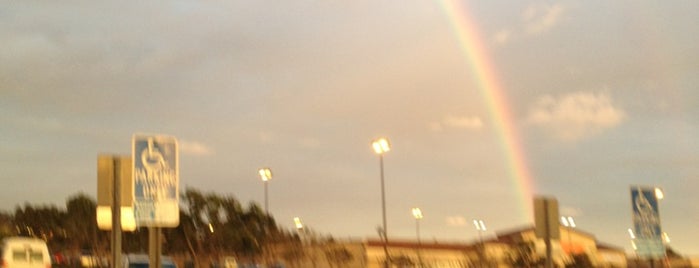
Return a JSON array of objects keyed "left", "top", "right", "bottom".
[
  {"left": 412, "top": 207, "right": 423, "bottom": 219},
  {"left": 372, "top": 138, "right": 391, "bottom": 154},
  {"left": 258, "top": 168, "right": 272, "bottom": 181}
]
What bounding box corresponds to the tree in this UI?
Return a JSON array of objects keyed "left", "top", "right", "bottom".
[
  {"left": 392, "top": 255, "right": 414, "bottom": 267},
  {"left": 181, "top": 188, "right": 210, "bottom": 267},
  {"left": 280, "top": 241, "right": 305, "bottom": 268},
  {"left": 565, "top": 253, "right": 593, "bottom": 268},
  {"left": 162, "top": 211, "right": 196, "bottom": 255},
  {"left": 6, "top": 188, "right": 299, "bottom": 268},
  {"left": 14, "top": 204, "right": 63, "bottom": 239},
  {"left": 239, "top": 203, "right": 270, "bottom": 262},
  {"left": 0, "top": 211, "right": 13, "bottom": 239},
  {"left": 507, "top": 241, "right": 543, "bottom": 268},
  {"left": 324, "top": 245, "right": 353, "bottom": 268},
  {"left": 179, "top": 188, "right": 292, "bottom": 265},
  {"left": 14, "top": 203, "right": 67, "bottom": 248},
  {"left": 64, "top": 194, "right": 102, "bottom": 253}
]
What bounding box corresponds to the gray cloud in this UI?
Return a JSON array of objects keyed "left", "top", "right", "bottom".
[
  {"left": 526, "top": 91, "right": 626, "bottom": 142},
  {"left": 522, "top": 3, "right": 566, "bottom": 35},
  {"left": 179, "top": 140, "right": 213, "bottom": 156}
]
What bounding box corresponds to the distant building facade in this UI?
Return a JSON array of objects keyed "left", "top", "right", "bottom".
[
  {"left": 495, "top": 226, "right": 627, "bottom": 267},
  {"left": 274, "top": 225, "right": 632, "bottom": 268}
]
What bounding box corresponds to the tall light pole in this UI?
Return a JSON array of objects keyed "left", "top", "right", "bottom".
[
  {"left": 258, "top": 168, "right": 272, "bottom": 215},
  {"left": 473, "top": 219, "right": 487, "bottom": 268},
  {"left": 294, "top": 217, "right": 304, "bottom": 230},
  {"left": 656, "top": 188, "right": 668, "bottom": 268},
  {"left": 372, "top": 137, "right": 391, "bottom": 268},
  {"left": 412, "top": 208, "right": 423, "bottom": 268},
  {"left": 473, "top": 219, "right": 486, "bottom": 244},
  {"left": 560, "top": 216, "right": 576, "bottom": 255},
  {"left": 628, "top": 228, "right": 639, "bottom": 266},
  {"left": 257, "top": 168, "right": 273, "bottom": 267},
  {"left": 294, "top": 217, "right": 305, "bottom": 243}
]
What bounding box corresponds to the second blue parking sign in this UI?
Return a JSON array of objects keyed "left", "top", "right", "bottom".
[{"left": 630, "top": 186, "right": 664, "bottom": 258}]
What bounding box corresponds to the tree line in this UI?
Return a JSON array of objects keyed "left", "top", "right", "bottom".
[{"left": 0, "top": 187, "right": 303, "bottom": 266}]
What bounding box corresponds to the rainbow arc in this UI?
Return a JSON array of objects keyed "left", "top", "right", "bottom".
[{"left": 439, "top": 0, "right": 535, "bottom": 221}]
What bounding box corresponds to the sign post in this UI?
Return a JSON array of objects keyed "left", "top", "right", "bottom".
[
  {"left": 534, "top": 196, "right": 560, "bottom": 268},
  {"left": 97, "top": 155, "right": 136, "bottom": 230},
  {"left": 97, "top": 155, "right": 133, "bottom": 268}
]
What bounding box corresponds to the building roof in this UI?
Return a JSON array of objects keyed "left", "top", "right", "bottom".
[
  {"left": 494, "top": 225, "right": 597, "bottom": 241},
  {"left": 365, "top": 238, "right": 476, "bottom": 251},
  {"left": 595, "top": 242, "right": 626, "bottom": 253}
]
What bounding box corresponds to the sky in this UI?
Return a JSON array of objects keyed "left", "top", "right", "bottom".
[{"left": 2, "top": 0, "right": 699, "bottom": 256}]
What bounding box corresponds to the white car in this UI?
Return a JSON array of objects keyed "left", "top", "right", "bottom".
[{"left": 0, "top": 237, "right": 51, "bottom": 268}]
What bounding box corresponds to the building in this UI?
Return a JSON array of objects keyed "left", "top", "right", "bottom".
[
  {"left": 274, "top": 225, "right": 631, "bottom": 267},
  {"left": 495, "top": 226, "right": 627, "bottom": 267}
]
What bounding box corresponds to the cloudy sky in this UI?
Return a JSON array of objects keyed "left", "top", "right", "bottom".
[{"left": 2, "top": 0, "right": 699, "bottom": 255}]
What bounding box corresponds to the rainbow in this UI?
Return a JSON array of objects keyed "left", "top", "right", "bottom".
[{"left": 439, "top": 0, "right": 535, "bottom": 221}]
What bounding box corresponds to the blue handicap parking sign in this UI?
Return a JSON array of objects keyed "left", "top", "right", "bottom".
[{"left": 133, "top": 134, "right": 179, "bottom": 227}]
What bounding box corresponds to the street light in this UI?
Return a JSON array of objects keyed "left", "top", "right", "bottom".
[
  {"left": 561, "top": 216, "right": 576, "bottom": 228},
  {"left": 412, "top": 208, "right": 423, "bottom": 268},
  {"left": 628, "top": 228, "right": 640, "bottom": 265},
  {"left": 412, "top": 209, "right": 423, "bottom": 242},
  {"left": 293, "top": 217, "right": 305, "bottom": 243},
  {"left": 560, "top": 216, "right": 576, "bottom": 254},
  {"left": 628, "top": 228, "right": 636, "bottom": 240},
  {"left": 258, "top": 168, "right": 272, "bottom": 214},
  {"left": 294, "top": 217, "right": 304, "bottom": 230},
  {"left": 655, "top": 187, "right": 664, "bottom": 200},
  {"left": 473, "top": 219, "right": 486, "bottom": 243},
  {"left": 473, "top": 219, "right": 487, "bottom": 268},
  {"left": 662, "top": 232, "right": 671, "bottom": 244},
  {"left": 372, "top": 137, "right": 390, "bottom": 268}
]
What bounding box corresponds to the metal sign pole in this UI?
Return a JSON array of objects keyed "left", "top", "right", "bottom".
[
  {"left": 544, "top": 201, "right": 553, "bottom": 268},
  {"left": 149, "top": 227, "right": 162, "bottom": 268},
  {"left": 112, "top": 158, "right": 122, "bottom": 268},
  {"left": 534, "top": 197, "right": 559, "bottom": 268}
]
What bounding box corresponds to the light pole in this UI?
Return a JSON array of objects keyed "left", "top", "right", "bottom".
[
  {"left": 656, "top": 188, "right": 669, "bottom": 268},
  {"left": 412, "top": 208, "right": 423, "bottom": 268},
  {"left": 294, "top": 217, "right": 305, "bottom": 242},
  {"left": 258, "top": 168, "right": 272, "bottom": 215},
  {"left": 628, "top": 228, "right": 639, "bottom": 266},
  {"left": 372, "top": 137, "right": 391, "bottom": 268},
  {"left": 473, "top": 219, "right": 486, "bottom": 268},
  {"left": 560, "top": 216, "right": 576, "bottom": 255},
  {"left": 294, "top": 217, "right": 304, "bottom": 230},
  {"left": 257, "top": 168, "right": 273, "bottom": 267},
  {"left": 473, "top": 219, "right": 486, "bottom": 244}
]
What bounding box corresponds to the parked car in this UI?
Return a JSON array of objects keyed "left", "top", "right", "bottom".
[
  {"left": 123, "top": 254, "right": 176, "bottom": 268},
  {"left": 0, "top": 236, "right": 51, "bottom": 268},
  {"left": 78, "top": 252, "right": 107, "bottom": 268}
]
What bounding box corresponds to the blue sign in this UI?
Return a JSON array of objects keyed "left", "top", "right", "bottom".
[
  {"left": 132, "top": 134, "right": 179, "bottom": 227},
  {"left": 630, "top": 186, "right": 664, "bottom": 258}
]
